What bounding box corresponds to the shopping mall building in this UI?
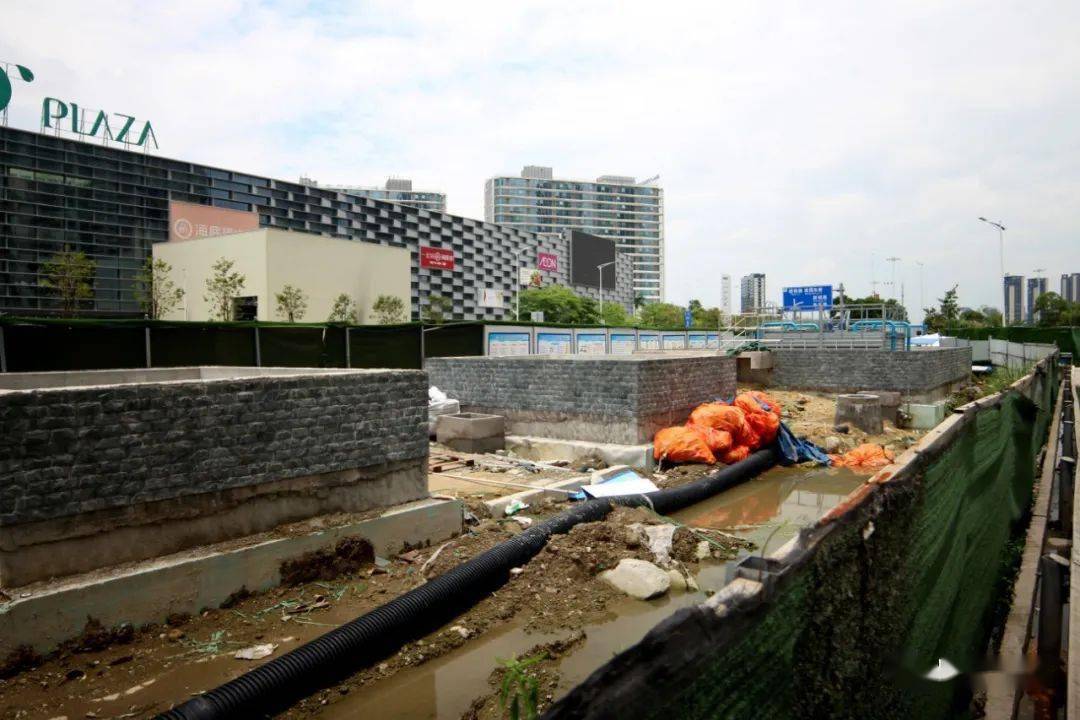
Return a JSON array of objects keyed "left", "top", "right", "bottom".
[{"left": 0, "top": 125, "right": 633, "bottom": 320}]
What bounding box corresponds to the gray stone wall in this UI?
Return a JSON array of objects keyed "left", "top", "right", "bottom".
[
  {"left": 770, "top": 348, "right": 972, "bottom": 394},
  {"left": 0, "top": 369, "right": 428, "bottom": 526},
  {"left": 426, "top": 355, "right": 736, "bottom": 444}
]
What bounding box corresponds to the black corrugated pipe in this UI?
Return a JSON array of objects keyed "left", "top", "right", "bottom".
[{"left": 157, "top": 448, "right": 778, "bottom": 719}]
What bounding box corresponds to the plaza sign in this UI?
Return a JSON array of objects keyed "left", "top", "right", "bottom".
[
  {"left": 42, "top": 97, "right": 158, "bottom": 149},
  {"left": 1, "top": 61, "right": 158, "bottom": 149}
]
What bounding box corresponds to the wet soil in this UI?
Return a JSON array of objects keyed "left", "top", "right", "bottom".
[{"left": 0, "top": 500, "right": 743, "bottom": 719}]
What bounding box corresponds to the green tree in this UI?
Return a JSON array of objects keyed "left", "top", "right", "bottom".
[
  {"left": 372, "top": 294, "right": 407, "bottom": 324},
  {"left": 922, "top": 285, "right": 960, "bottom": 332},
  {"left": 517, "top": 285, "right": 597, "bottom": 324},
  {"left": 639, "top": 302, "right": 686, "bottom": 329},
  {"left": 203, "top": 258, "right": 246, "bottom": 321},
  {"left": 423, "top": 293, "right": 453, "bottom": 324},
  {"left": 1033, "top": 292, "right": 1071, "bottom": 326},
  {"left": 327, "top": 293, "right": 358, "bottom": 323},
  {"left": 134, "top": 257, "right": 184, "bottom": 320},
  {"left": 274, "top": 284, "right": 308, "bottom": 322},
  {"left": 39, "top": 247, "right": 96, "bottom": 317},
  {"left": 600, "top": 302, "right": 631, "bottom": 326},
  {"left": 633, "top": 293, "right": 648, "bottom": 312},
  {"left": 687, "top": 298, "right": 722, "bottom": 329}
]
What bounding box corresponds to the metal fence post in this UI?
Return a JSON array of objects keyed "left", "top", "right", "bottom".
[
  {"left": 254, "top": 326, "right": 262, "bottom": 367},
  {"left": 345, "top": 326, "right": 351, "bottom": 368},
  {"left": 420, "top": 324, "right": 426, "bottom": 369},
  {"left": 144, "top": 325, "right": 152, "bottom": 368},
  {"left": 0, "top": 325, "right": 6, "bottom": 372}
]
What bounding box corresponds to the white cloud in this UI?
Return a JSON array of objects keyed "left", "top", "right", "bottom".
[{"left": 4, "top": 0, "right": 1080, "bottom": 319}]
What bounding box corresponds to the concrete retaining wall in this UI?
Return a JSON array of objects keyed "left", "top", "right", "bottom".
[
  {"left": 770, "top": 347, "right": 971, "bottom": 396},
  {"left": 426, "top": 354, "right": 736, "bottom": 444},
  {"left": 0, "top": 367, "right": 429, "bottom": 586}
]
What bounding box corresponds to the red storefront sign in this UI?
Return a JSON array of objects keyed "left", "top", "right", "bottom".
[
  {"left": 419, "top": 246, "right": 455, "bottom": 270},
  {"left": 538, "top": 252, "right": 559, "bottom": 272}
]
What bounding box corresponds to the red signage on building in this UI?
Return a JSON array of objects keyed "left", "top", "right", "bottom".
[
  {"left": 538, "top": 252, "right": 559, "bottom": 272},
  {"left": 420, "top": 246, "right": 455, "bottom": 270}
]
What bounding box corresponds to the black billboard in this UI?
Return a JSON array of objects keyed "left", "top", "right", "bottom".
[{"left": 570, "top": 230, "right": 617, "bottom": 288}]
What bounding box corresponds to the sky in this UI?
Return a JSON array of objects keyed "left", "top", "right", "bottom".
[{"left": 4, "top": 1, "right": 1080, "bottom": 321}]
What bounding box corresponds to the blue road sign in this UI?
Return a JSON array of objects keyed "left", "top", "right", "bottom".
[
  {"left": 684, "top": 309, "right": 693, "bottom": 328},
  {"left": 782, "top": 285, "right": 833, "bottom": 310}
]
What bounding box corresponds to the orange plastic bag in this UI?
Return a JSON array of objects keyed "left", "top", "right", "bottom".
[
  {"left": 689, "top": 403, "right": 750, "bottom": 440},
  {"left": 654, "top": 426, "right": 716, "bottom": 465},
  {"left": 686, "top": 422, "right": 733, "bottom": 454},
  {"left": 829, "top": 443, "right": 894, "bottom": 469},
  {"left": 734, "top": 391, "right": 782, "bottom": 416},
  {"left": 745, "top": 410, "right": 781, "bottom": 445},
  {"left": 720, "top": 445, "right": 751, "bottom": 464}
]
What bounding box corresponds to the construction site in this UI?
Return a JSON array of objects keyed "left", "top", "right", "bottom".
[{"left": 0, "top": 316, "right": 1076, "bottom": 720}]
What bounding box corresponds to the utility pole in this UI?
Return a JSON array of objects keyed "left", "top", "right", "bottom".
[
  {"left": 915, "top": 261, "right": 924, "bottom": 314},
  {"left": 886, "top": 257, "right": 901, "bottom": 303}
]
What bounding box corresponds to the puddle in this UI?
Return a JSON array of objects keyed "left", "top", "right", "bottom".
[
  {"left": 318, "top": 620, "right": 563, "bottom": 719},
  {"left": 673, "top": 465, "right": 866, "bottom": 591},
  {"left": 319, "top": 591, "right": 707, "bottom": 719},
  {"left": 672, "top": 465, "right": 865, "bottom": 549}
]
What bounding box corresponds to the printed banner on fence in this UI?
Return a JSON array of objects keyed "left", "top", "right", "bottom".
[
  {"left": 487, "top": 331, "right": 530, "bottom": 356},
  {"left": 610, "top": 333, "right": 636, "bottom": 354},
  {"left": 576, "top": 333, "right": 606, "bottom": 354},
  {"left": 536, "top": 332, "right": 572, "bottom": 355}
]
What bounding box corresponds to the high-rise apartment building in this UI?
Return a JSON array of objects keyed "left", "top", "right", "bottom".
[
  {"left": 301, "top": 177, "right": 446, "bottom": 212},
  {"left": 1026, "top": 277, "right": 1047, "bottom": 323},
  {"left": 720, "top": 274, "right": 732, "bottom": 320},
  {"left": 1003, "top": 275, "right": 1024, "bottom": 325},
  {"left": 484, "top": 166, "right": 664, "bottom": 302},
  {"left": 1061, "top": 272, "right": 1080, "bottom": 303},
  {"left": 740, "top": 273, "right": 766, "bottom": 313}
]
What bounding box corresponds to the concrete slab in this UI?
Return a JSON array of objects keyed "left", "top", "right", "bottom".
[
  {"left": 0, "top": 497, "right": 462, "bottom": 656},
  {"left": 484, "top": 476, "right": 590, "bottom": 516},
  {"left": 506, "top": 435, "right": 655, "bottom": 471}
]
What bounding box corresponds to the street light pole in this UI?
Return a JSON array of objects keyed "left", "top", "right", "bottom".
[
  {"left": 915, "top": 261, "right": 924, "bottom": 318},
  {"left": 978, "top": 217, "right": 1007, "bottom": 325},
  {"left": 513, "top": 249, "right": 522, "bottom": 322},
  {"left": 597, "top": 261, "right": 615, "bottom": 325}
]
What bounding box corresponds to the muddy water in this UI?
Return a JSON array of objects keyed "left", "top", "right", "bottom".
[
  {"left": 317, "top": 466, "right": 866, "bottom": 719},
  {"left": 673, "top": 465, "right": 866, "bottom": 592},
  {"left": 321, "top": 591, "right": 708, "bottom": 719}
]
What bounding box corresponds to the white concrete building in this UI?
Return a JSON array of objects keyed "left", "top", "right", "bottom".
[{"left": 154, "top": 229, "right": 412, "bottom": 323}]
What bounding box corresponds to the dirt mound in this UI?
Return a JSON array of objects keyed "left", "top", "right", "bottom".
[{"left": 279, "top": 536, "right": 375, "bottom": 586}]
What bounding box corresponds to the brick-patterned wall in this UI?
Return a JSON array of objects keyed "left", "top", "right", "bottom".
[
  {"left": 426, "top": 355, "right": 736, "bottom": 443},
  {"left": 771, "top": 348, "right": 971, "bottom": 393},
  {"left": 0, "top": 370, "right": 428, "bottom": 526}
]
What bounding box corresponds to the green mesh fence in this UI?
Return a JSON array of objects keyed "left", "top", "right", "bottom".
[
  {"left": 948, "top": 325, "right": 1080, "bottom": 359},
  {"left": 550, "top": 358, "right": 1060, "bottom": 720}
]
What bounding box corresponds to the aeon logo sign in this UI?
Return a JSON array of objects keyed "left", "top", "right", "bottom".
[{"left": 0, "top": 63, "right": 34, "bottom": 114}]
